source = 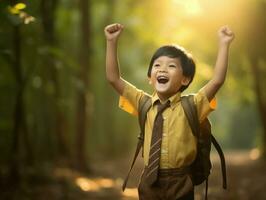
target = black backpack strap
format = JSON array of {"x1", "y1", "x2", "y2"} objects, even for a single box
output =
[
  {"x1": 211, "y1": 135, "x2": 227, "y2": 189},
  {"x1": 122, "y1": 95, "x2": 151, "y2": 191},
  {"x1": 138, "y1": 95, "x2": 152, "y2": 142},
  {"x1": 205, "y1": 178, "x2": 209, "y2": 200},
  {"x1": 181, "y1": 95, "x2": 200, "y2": 137},
  {"x1": 181, "y1": 95, "x2": 227, "y2": 190}
]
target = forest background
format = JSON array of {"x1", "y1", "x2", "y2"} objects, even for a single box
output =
[{"x1": 0, "y1": 0, "x2": 265, "y2": 199}]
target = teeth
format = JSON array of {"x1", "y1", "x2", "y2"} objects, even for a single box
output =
[
  {"x1": 157, "y1": 76, "x2": 168, "y2": 80},
  {"x1": 157, "y1": 75, "x2": 169, "y2": 83}
]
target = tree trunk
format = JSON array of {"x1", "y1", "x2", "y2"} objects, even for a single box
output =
[
  {"x1": 9, "y1": 21, "x2": 31, "y2": 185},
  {"x1": 250, "y1": 58, "x2": 266, "y2": 159},
  {"x1": 40, "y1": 0, "x2": 69, "y2": 161},
  {"x1": 75, "y1": 0, "x2": 91, "y2": 171},
  {"x1": 248, "y1": 2, "x2": 266, "y2": 159}
]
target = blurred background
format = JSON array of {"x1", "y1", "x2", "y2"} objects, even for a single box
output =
[{"x1": 0, "y1": 0, "x2": 265, "y2": 199}]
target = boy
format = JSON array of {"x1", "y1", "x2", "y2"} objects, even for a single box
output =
[{"x1": 104, "y1": 23, "x2": 234, "y2": 200}]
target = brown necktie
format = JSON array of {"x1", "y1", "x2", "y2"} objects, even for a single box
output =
[{"x1": 146, "y1": 100, "x2": 170, "y2": 185}]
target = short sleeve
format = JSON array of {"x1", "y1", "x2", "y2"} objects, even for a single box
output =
[
  {"x1": 194, "y1": 88, "x2": 217, "y2": 122},
  {"x1": 118, "y1": 81, "x2": 145, "y2": 116}
]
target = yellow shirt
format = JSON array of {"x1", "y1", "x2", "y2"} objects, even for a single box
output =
[{"x1": 119, "y1": 81, "x2": 216, "y2": 169}]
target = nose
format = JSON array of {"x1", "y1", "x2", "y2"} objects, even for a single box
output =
[{"x1": 159, "y1": 64, "x2": 167, "y2": 73}]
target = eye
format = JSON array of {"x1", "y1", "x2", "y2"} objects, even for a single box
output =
[
  {"x1": 154, "y1": 63, "x2": 160, "y2": 67},
  {"x1": 169, "y1": 64, "x2": 176, "y2": 68}
]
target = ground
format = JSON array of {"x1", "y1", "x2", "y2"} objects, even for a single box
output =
[
  {"x1": 1, "y1": 150, "x2": 266, "y2": 200},
  {"x1": 86, "y1": 150, "x2": 266, "y2": 200}
]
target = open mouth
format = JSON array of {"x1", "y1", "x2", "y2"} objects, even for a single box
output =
[{"x1": 157, "y1": 75, "x2": 169, "y2": 84}]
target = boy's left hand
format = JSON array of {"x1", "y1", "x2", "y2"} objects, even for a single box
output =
[{"x1": 218, "y1": 26, "x2": 235, "y2": 45}]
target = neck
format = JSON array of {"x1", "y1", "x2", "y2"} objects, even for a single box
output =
[
  {"x1": 157, "y1": 93, "x2": 172, "y2": 103},
  {"x1": 156, "y1": 91, "x2": 181, "y2": 103}
]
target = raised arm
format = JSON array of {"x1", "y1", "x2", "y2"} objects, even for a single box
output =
[
  {"x1": 202, "y1": 26, "x2": 235, "y2": 101},
  {"x1": 104, "y1": 23, "x2": 126, "y2": 95}
]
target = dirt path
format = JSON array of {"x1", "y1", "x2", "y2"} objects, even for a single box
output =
[
  {"x1": 85, "y1": 150, "x2": 266, "y2": 200},
  {"x1": 2, "y1": 150, "x2": 265, "y2": 200}
]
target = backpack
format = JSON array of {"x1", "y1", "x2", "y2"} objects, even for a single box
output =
[{"x1": 122, "y1": 94, "x2": 227, "y2": 199}]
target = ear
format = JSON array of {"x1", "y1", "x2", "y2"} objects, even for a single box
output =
[
  {"x1": 148, "y1": 77, "x2": 152, "y2": 85},
  {"x1": 181, "y1": 76, "x2": 191, "y2": 86}
]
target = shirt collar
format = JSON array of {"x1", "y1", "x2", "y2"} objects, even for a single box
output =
[{"x1": 151, "y1": 92, "x2": 181, "y2": 110}]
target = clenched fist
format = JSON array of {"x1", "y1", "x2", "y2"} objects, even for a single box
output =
[
  {"x1": 218, "y1": 26, "x2": 235, "y2": 45},
  {"x1": 104, "y1": 23, "x2": 124, "y2": 41}
]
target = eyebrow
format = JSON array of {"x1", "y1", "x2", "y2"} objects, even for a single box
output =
[{"x1": 154, "y1": 60, "x2": 179, "y2": 65}]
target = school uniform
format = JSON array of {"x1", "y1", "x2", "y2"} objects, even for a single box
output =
[{"x1": 119, "y1": 81, "x2": 216, "y2": 199}]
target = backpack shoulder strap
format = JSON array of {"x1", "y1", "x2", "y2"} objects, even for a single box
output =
[
  {"x1": 138, "y1": 94, "x2": 152, "y2": 141},
  {"x1": 211, "y1": 134, "x2": 227, "y2": 189},
  {"x1": 122, "y1": 94, "x2": 152, "y2": 191},
  {"x1": 181, "y1": 95, "x2": 200, "y2": 137}
]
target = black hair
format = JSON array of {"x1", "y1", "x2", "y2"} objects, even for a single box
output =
[{"x1": 147, "y1": 45, "x2": 196, "y2": 92}]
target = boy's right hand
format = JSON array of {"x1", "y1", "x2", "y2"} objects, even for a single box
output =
[{"x1": 104, "y1": 23, "x2": 124, "y2": 42}]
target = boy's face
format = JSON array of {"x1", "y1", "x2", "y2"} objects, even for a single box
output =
[{"x1": 149, "y1": 56, "x2": 190, "y2": 100}]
